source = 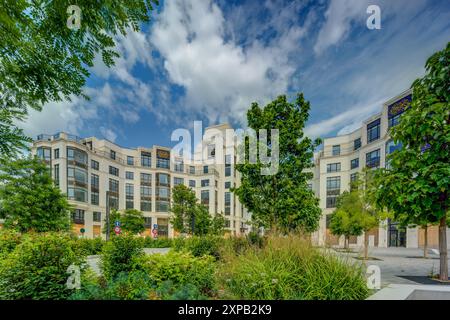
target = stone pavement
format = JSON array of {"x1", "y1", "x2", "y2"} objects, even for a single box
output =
[{"x1": 331, "y1": 246, "x2": 450, "y2": 287}]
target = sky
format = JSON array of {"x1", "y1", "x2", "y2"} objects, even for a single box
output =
[{"x1": 20, "y1": 0, "x2": 450, "y2": 149}]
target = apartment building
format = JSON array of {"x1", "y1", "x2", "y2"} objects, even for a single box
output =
[
  {"x1": 310, "y1": 89, "x2": 450, "y2": 249},
  {"x1": 32, "y1": 124, "x2": 251, "y2": 239}
]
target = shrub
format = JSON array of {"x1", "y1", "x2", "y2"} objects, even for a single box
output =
[
  {"x1": 0, "y1": 232, "x2": 85, "y2": 299},
  {"x1": 173, "y1": 235, "x2": 222, "y2": 260},
  {"x1": 217, "y1": 234, "x2": 369, "y2": 300},
  {"x1": 75, "y1": 237, "x2": 105, "y2": 256},
  {"x1": 156, "y1": 281, "x2": 208, "y2": 300},
  {"x1": 101, "y1": 234, "x2": 144, "y2": 280},
  {"x1": 143, "y1": 237, "x2": 173, "y2": 248},
  {"x1": 0, "y1": 229, "x2": 22, "y2": 257},
  {"x1": 138, "y1": 251, "x2": 216, "y2": 296}
]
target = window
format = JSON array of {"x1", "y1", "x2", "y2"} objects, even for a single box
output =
[
  {"x1": 224, "y1": 219, "x2": 231, "y2": 228},
  {"x1": 140, "y1": 173, "x2": 152, "y2": 185},
  {"x1": 157, "y1": 158, "x2": 169, "y2": 169},
  {"x1": 388, "y1": 95, "x2": 410, "y2": 128},
  {"x1": 54, "y1": 148, "x2": 59, "y2": 159},
  {"x1": 189, "y1": 180, "x2": 196, "y2": 188},
  {"x1": 109, "y1": 178, "x2": 119, "y2": 193},
  {"x1": 354, "y1": 138, "x2": 361, "y2": 151},
  {"x1": 157, "y1": 173, "x2": 169, "y2": 186},
  {"x1": 225, "y1": 181, "x2": 231, "y2": 189},
  {"x1": 207, "y1": 144, "x2": 215, "y2": 159},
  {"x1": 67, "y1": 147, "x2": 87, "y2": 165},
  {"x1": 332, "y1": 145, "x2": 340, "y2": 156},
  {"x1": 140, "y1": 184, "x2": 152, "y2": 212},
  {"x1": 224, "y1": 192, "x2": 231, "y2": 215},
  {"x1": 54, "y1": 164, "x2": 59, "y2": 186},
  {"x1": 110, "y1": 150, "x2": 116, "y2": 160},
  {"x1": 93, "y1": 212, "x2": 101, "y2": 222},
  {"x1": 366, "y1": 149, "x2": 380, "y2": 168},
  {"x1": 157, "y1": 187, "x2": 169, "y2": 199},
  {"x1": 156, "y1": 201, "x2": 169, "y2": 212},
  {"x1": 91, "y1": 159, "x2": 99, "y2": 170},
  {"x1": 91, "y1": 174, "x2": 99, "y2": 189},
  {"x1": 326, "y1": 176, "x2": 340, "y2": 208},
  {"x1": 201, "y1": 190, "x2": 209, "y2": 206},
  {"x1": 327, "y1": 163, "x2": 341, "y2": 173},
  {"x1": 225, "y1": 155, "x2": 232, "y2": 177},
  {"x1": 68, "y1": 166, "x2": 88, "y2": 184},
  {"x1": 141, "y1": 200, "x2": 151, "y2": 212},
  {"x1": 157, "y1": 218, "x2": 169, "y2": 237},
  {"x1": 174, "y1": 177, "x2": 184, "y2": 186},
  {"x1": 71, "y1": 209, "x2": 85, "y2": 224},
  {"x1": 109, "y1": 166, "x2": 119, "y2": 177},
  {"x1": 189, "y1": 166, "x2": 195, "y2": 174},
  {"x1": 144, "y1": 217, "x2": 152, "y2": 228},
  {"x1": 68, "y1": 187, "x2": 87, "y2": 202},
  {"x1": 385, "y1": 140, "x2": 402, "y2": 169},
  {"x1": 201, "y1": 179, "x2": 209, "y2": 187},
  {"x1": 126, "y1": 171, "x2": 134, "y2": 180},
  {"x1": 367, "y1": 119, "x2": 381, "y2": 143},
  {"x1": 37, "y1": 147, "x2": 51, "y2": 161},
  {"x1": 307, "y1": 183, "x2": 313, "y2": 190},
  {"x1": 203, "y1": 165, "x2": 208, "y2": 174},
  {"x1": 350, "y1": 158, "x2": 359, "y2": 169},
  {"x1": 141, "y1": 152, "x2": 152, "y2": 167},
  {"x1": 350, "y1": 173, "x2": 358, "y2": 190},
  {"x1": 174, "y1": 160, "x2": 184, "y2": 172},
  {"x1": 127, "y1": 156, "x2": 134, "y2": 165},
  {"x1": 126, "y1": 183, "x2": 134, "y2": 209},
  {"x1": 91, "y1": 192, "x2": 99, "y2": 205},
  {"x1": 140, "y1": 186, "x2": 151, "y2": 197}
]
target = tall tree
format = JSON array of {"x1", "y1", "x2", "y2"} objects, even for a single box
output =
[
  {"x1": 373, "y1": 43, "x2": 449, "y2": 281},
  {"x1": 0, "y1": 0, "x2": 159, "y2": 157},
  {"x1": 233, "y1": 93, "x2": 321, "y2": 233},
  {"x1": 0, "y1": 157, "x2": 71, "y2": 232},
  {"x1": 103, "y1": 209, "x2": 145, "y2": 236}
]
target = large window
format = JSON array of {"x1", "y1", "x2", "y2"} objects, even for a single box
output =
[
  {"x1": 189, "y1": 166, "x2": 195, "y2": 174},
  {"x1": 54, "y1": 164, "x2": 59, "y2": 186},
  {"x1": 327, "y1": 163, "x2": 341, "y2": 173},
  {"x1": 156, "y1": 201, "x2": 169, "y2": 212},
  {"x1": 366, "y1": 149, "x2": 381, "y2": 168},
  {"x1": 71, "y1": 209, "x2": 85, "y2": 224},
  {"x1": 225, "y1": 155, "x2": 232, "y2": 177},
  {"x1": 126, "y1": 183, "x2": 134, "y2": 209},
  {"x1": 91, "y1": 173, "x2": 99, "y2": 205},
  {"x1": 203, "y1": 166, "x2": 209, "y2": 174},
  {"x1": 37, "y1": 147, "x2": 51, "y2": 161},
  {"x1": 201, "y1": 179, "x2": 209, "y2": 187},
  {"x1": 91, "y1": 159, "x2": 99, "y2": 170},
  {"x1": 350, "y1": 158, "x2": 359, "y2": 169},
  {"x1": 332, "y1": 145, "x2": 340, "y2": 156},
  {"x1": 68, "y1": 187, "x2": 87, "y2": 202},
  {"x1": 110, "y1": 150, "x2": 116, "y2": 160},
  {"x1": 54, "y1": 148, "x2": 59, "y2": 159},
  {"x1": 127, "y1": 156, "x2": 134, "y2": 165},
  {"x1": 93, "y1": 211, "x2": 101, "y2": 222},
  {"x1": 174, "y1": 160, "x2": 184, "y2": 172},
  {"x1": 144, "y1": 217, "x2": 152, "y2": 228},
  {"x1": 388, "y1": 95, "x2": 410, "y2": 128},
  {"x1": 354, "y1": 138, "x2": 361, "y2": 151},
  {"x1": 367, "y1": 119, "x2": 381, "y2": 143},
  {"x1": 174, "y1": 177, "x2": 184, "y2": 186},
  {"x1": 109, "y1": 178, "x2": 119, "y2": 193},
  {"x1": 201, "y1": 190, "x2": 209, "y2": 206},
  {"x1": 126, "y1": 171, "x2": 134, "y2": 180},
  {"x1": 140, "y1": 186, "x2": 151, "y2": 197},
  {"x1": 140, "y1": 173, "x2": 152, "y2": 185},
  {"x1": 67, "y1": 147, "x2": 87, "y2": 166},
  {"x1": 385, "y1": 140, "x2": 402, "y2": 169},
  {"x1": 326, "y1": 176, "x2": 340, "y2": 208},
  {"x1": 109, "y1": 165, "x2": 119, "y2": 177},
  {"x1": 157, "y1": 173, "x2": 169, "y2": 186},
  {"x1": 189, "y1": 180, "x2": 196, "y2": 188},
  {"x1": 141, "y1": 152, "x2": 152, "y2": 167},
  {"x1": 225, "y1": 181, "x2": 231, "y2": 189},
  {"x1": 224, "y1": 192, "x2": 231, "y2": 215},
  {"x1": 140, "y1": 185, "x2": 152, "y2": 212},
  {"x1": 156, "y1": 150, "x2": 170, "y2": 169}
]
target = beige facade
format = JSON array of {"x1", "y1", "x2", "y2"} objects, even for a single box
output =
[
  {"x1": 32, "y1": 124, "x2": 251, "y2": 239},
  {"x1": 310, "y1": 89, "x2": 450, "y2": 249}
]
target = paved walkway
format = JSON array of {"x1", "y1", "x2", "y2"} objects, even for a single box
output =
[{"x1": 332, "y1": 247, "x2": 450, "y2": 286}]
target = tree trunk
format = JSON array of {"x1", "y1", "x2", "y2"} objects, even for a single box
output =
[
  {"x1": 364, "y1": 232, "x2": 369, "y2": 260},
  {"x1": 438, "y1": 217, "x2": 448, "y2": 281},
  {"x1": 423, "y1": 225, "x2": 428, "y2": 259}
]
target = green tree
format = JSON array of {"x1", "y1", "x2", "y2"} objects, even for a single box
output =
[
  {"x1": 210, "y1": 213, "x2": 226, "y2": 236},
  {"x1": 0, "y1": 157, "x2": 71, "y2": 232},
  {"x1": 233, "y1": 93, "x2": 321, "y2": 233},
  {"x1": 373, "y1": 43, "x2": 449, "y2": 280},
  {"x1": 0, "y1": 0, "x2": 159, "y2": 157},
  {"x1": 103, "y1": 209, "x2": 145, "y2": 236}
]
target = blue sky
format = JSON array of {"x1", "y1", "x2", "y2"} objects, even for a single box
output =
[{"x1": 21, "y1": 0, "x2": 450, "y2": 149}]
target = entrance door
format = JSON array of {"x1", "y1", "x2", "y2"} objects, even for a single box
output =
[{"x1": 388, "y1": 219, "x2": 406, "y2": 247}]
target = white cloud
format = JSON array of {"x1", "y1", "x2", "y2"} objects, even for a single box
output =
[
  {"x1": 314, "y1": 0, "x2": 369, "y2": 54},
  {"x1": 150, "y1": 0, "x2": 307, "y2": 125},
  {"x1": 100, "y1": 127, "x2": 118, "y2": 142}
]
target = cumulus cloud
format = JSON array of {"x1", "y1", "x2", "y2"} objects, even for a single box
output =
[{"x1": 150, "y1": 0, "x2": 308, "y2": 125}]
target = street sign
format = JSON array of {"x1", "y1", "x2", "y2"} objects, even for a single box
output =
[
  {"x1": 114, "y1": 226, "x2": 121, "y2": 235},
  {"x1": 153, "y1": 224, "x2": 158, "y2": 229},
  {"x1": 115, "y1": 221, "x2": 121, "y2": 227},
  {"x1": 152, "y1": 228, "x2": 158, "y2": 238}
]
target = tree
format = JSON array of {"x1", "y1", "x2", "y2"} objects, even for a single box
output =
[
  {"x1": 0, "y1": 0, "x2": 159, "y2": 157},
  {"x1": 0, "y1": 157, "x2": 71, "y2": 232},
  {"x1": 233, "y1": 93, "x2": 322, "y2": 233},
  {"x1": 170, "y1": 184, "x2": 225, "y2": 236},
  {"x1": 373, "y1": 43, "x2": 449, "y2": 281},
  {"x1": 171, "y1": 185, "x2": 198, "y2": 235},
  {"x1": 330, "y1": 192, "x2": 364, "y2": 249},
  {"x1": 103, "y1": 209, "x2": 145, "y2": 236}
]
